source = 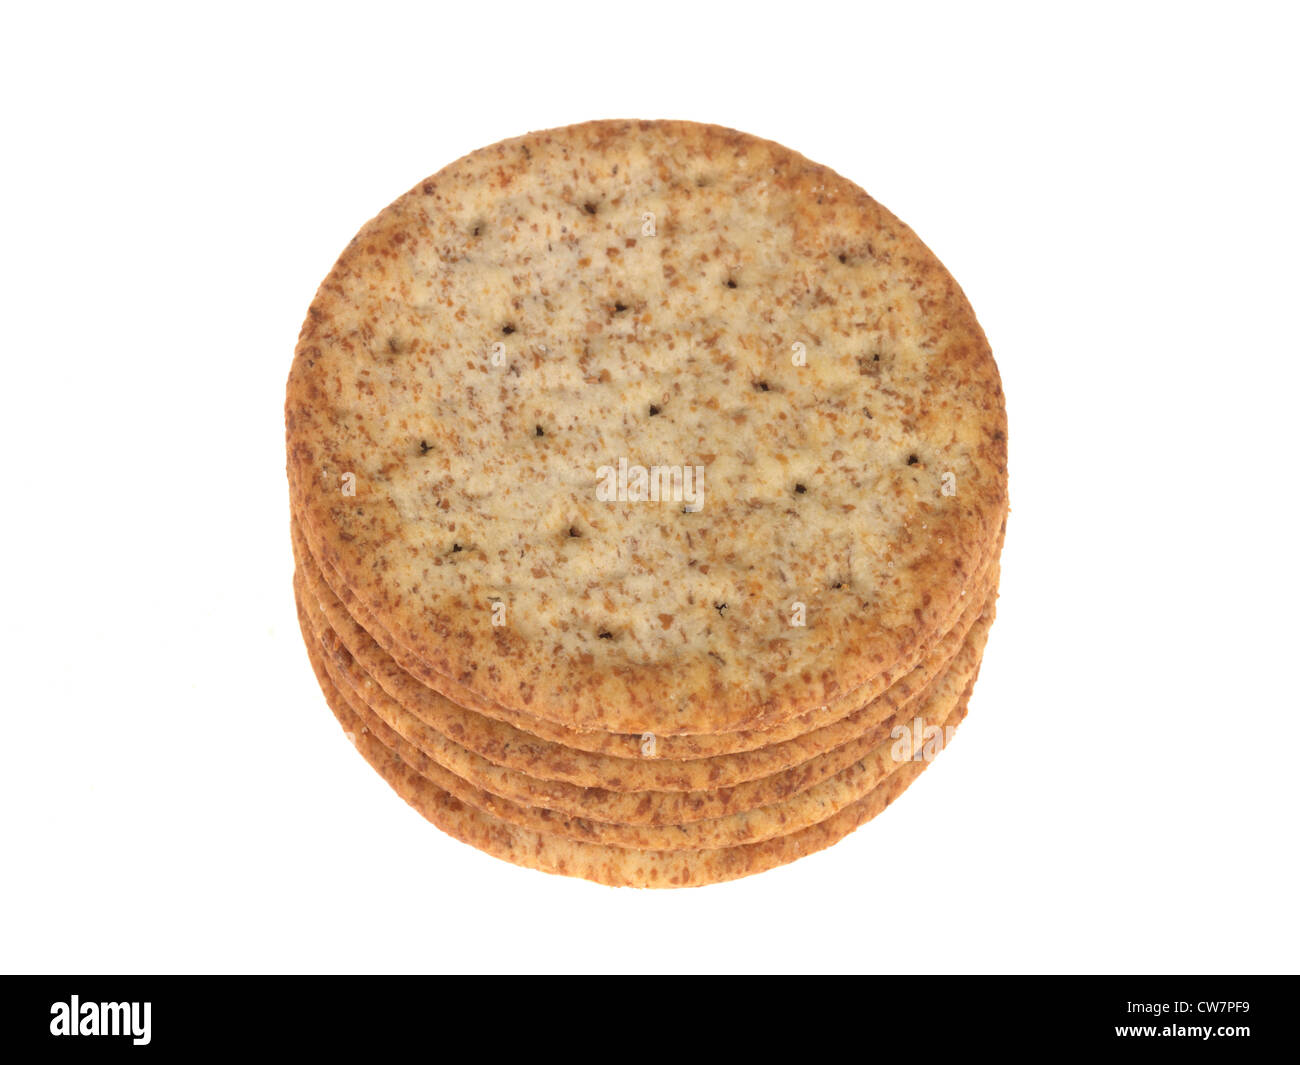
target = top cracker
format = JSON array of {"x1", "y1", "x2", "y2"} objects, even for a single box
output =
[{"x1": 286, "y1": 119, "x2": 1007, "y2": 736}]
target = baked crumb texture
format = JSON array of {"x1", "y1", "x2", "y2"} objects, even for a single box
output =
[{"x1": 286, "y1": 120, "x2": 1008, "y2": 886}]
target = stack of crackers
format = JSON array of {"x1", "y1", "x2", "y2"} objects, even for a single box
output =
[{"x1": 286, "y1": 120, "x2": 1008, "y2": 887}]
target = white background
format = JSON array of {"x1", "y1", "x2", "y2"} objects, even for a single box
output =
[{"x1": 2, "y1": 1, "x2": 1296, "y2": 975}]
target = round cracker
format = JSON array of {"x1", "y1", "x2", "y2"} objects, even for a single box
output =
[{"x1": 287, "y1": 119, "x2": 1008, "y2": 735}]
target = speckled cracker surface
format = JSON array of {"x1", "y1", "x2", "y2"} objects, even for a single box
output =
[{"x1": 286, "y1": 119, "x2": 1008, "y2": 737}]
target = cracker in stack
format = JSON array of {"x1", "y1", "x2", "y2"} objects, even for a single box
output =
[{"x1": 285, "y1": 120, "x2": 1008, "y2": 887}]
